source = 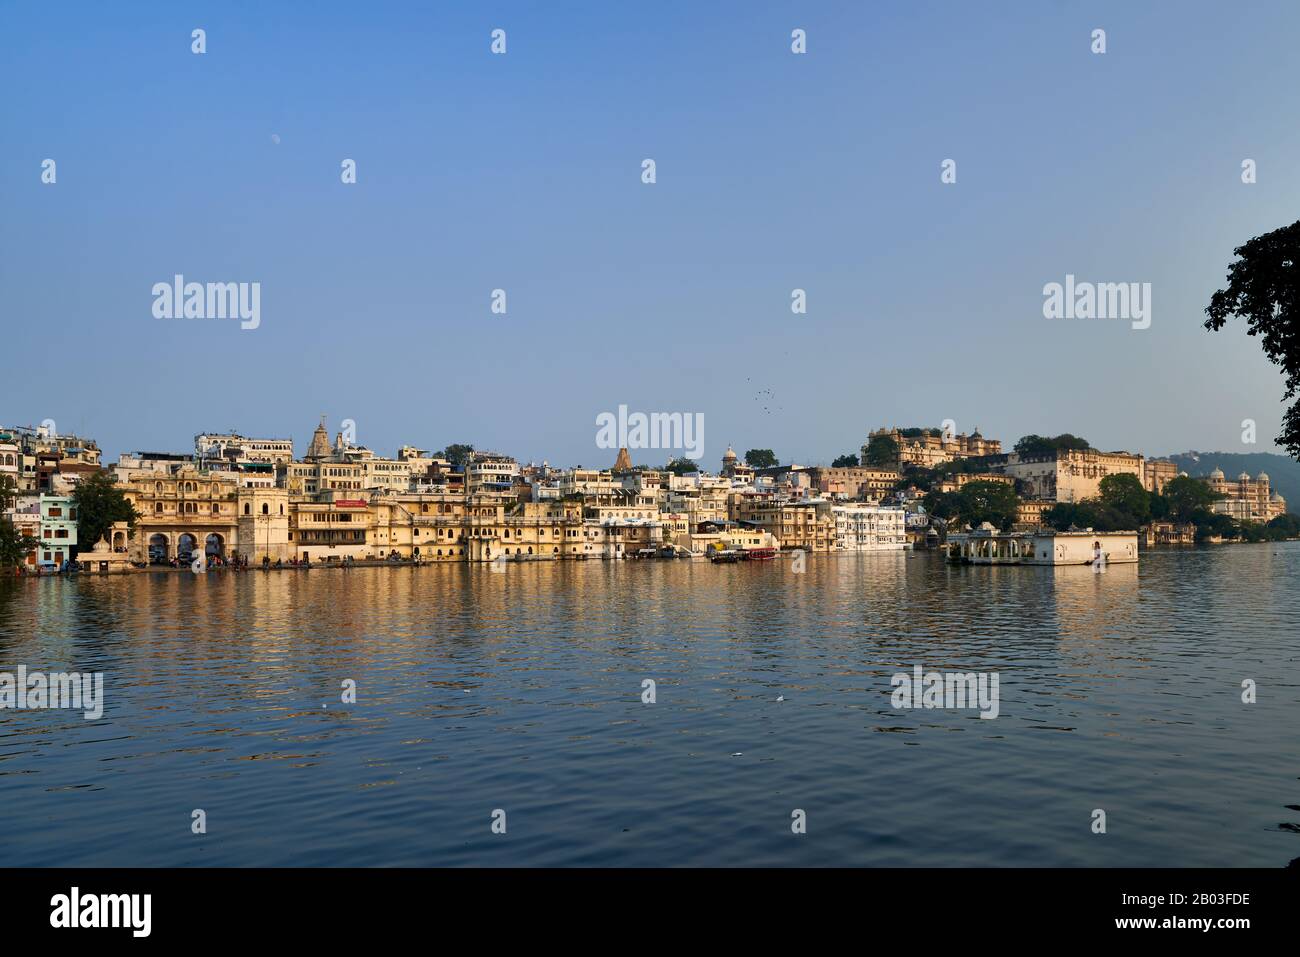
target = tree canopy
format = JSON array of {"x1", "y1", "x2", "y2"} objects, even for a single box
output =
[
  {"x1": 72, "y1": 471, "x2": 139, "y2": 549},
  {"x1": 744, "y1": 449, "x2": 777, "y2": 469},
  {"x1": 435, "y1": 444, "x2": 475, "y2": 466},
  {"x1": 862, "y1": 434, "x2": 899, "y2": 468},
  {"x1": 1013, "y1": 434, "x2": 1091, "y2": 458},
  {"x1": 663, "y1": 457, "x2": 699, "y2": 476},
  {"x1": 1205, "y1": 220, "x2": 1300, "y2": 458},
  {"x1": 831, "y1": 453, "x2": 859, "y2": 468},
  {"x1": 922, "y1": 479, "x2": 1019, "y2": 531}
]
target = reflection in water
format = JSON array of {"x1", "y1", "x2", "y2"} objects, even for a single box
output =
[{"x1": 0, "y1": 545, "x2": 1297, "y2": 866}]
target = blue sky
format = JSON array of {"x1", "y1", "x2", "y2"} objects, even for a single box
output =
[{"x1": 3, "y1": 1, "x2": 1298, "y2": 467}]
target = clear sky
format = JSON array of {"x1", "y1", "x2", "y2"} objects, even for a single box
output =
[{"x1": 3, "y1": 1, "x2": 1298, "y2": 468}]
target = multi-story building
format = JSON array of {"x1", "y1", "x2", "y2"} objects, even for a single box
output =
[
  {"x1": 1013, "y1": 499, "x2": 1055, "y2": 531},
  {"x1": 0, "y1": 433, "x2": 19, "y2": 486},
  {"x1": 806, "y1": 466, "x2": 900, "y2": 500},
  {"x1": 1142, "y1": 458, "x2": 1178, "y2": 495},
  {"x1": 195, "y1": 432, "x2": 295, "y2": 466},
  {"x1": 557, "y1": 468, "x2": 618, "y2": 498},
  {"x1": 38, "y1": 494, "x2": 78, "y2": 566},
  {"x1": 732, "y1": 499, "x2": 836, "y2": 552},
  {"x1": 1203, "y1": 469, "x2": 1287, "y2": 523},
  {"x1": 466, "y1": 452, "x2": 520, "y2": 492},
  {"x1": 121, "y1": 468, "x2": 240, "y2": 562},
  {"x1": 868, "y1": 427, "x2": 1001, "y2": 468},
  {"x1": 998, "y1": 448, "x2": 1144, "y2": 503},
  {"x1": 831, "y1": 504, "x2": 907, "y2": 550}
]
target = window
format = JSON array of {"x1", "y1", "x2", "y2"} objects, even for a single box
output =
[{"x1": 262, "y1": 503, "x2": 269, "y2": 515}]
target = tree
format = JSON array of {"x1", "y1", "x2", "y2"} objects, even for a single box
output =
[
  {"x1": 436, "y1": 444, "x2": 475, "y2": 466},
  {"x1": 663, "y1": 457, "x2": 698, "y2": 476},
  {"x1": 956, "y1": 480, "x2": 1021, "y2": 530},
  {"x1": 744, "y1": 449, "x2": 778, "y2": 469},
  {"x1": 862, "y1": 434, "x2": 899, "y2": 468},
  {"x1": 831, "y1": 453, "x2": 859, "y2": 468},
  {"x1": 1042, "y1": 500, "x2": 1132, "y2": 532},
  {"x1": 1159, "y1": 475, "x2": 1219, "y2": 523},
  {"x1": 72, "y1": 471, "x2": 139, "y2": 550},
  {"x1": 0, "y1": 474, "x2": 18, "y2": 510},
  {"x1": 0, "y1": 518, "x2": 39, "y2": 568},
  {"x1": 1098, "y1": 473, "x2": 1151, "y2": 526},
  {"x1": 923, "y1": 480, "x2": 1019, "y2": 530},
  {"x1": 1014, "y1": 434, "x2": 1091, "y2": 458},
  {"x1": 1205, "y1": 221, "x2": 1300, "y2": 457}
]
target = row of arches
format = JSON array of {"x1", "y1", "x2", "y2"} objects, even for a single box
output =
[{"x1": 147, "y1": 532, "x2": 225, "y2": 562}]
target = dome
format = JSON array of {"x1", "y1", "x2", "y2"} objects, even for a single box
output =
[
  {"x1": 1238, "y1": 471, "x2": 1250, "y2": 481},
  {"x1": 722, "y1": 446, "x2": 737, "y2": 461},
  {"x1": 1209, "y1": 468, "x2": 1225, "y2": 480},
  {"x1": 1257, "y1": 472, "x2": 1269, "y2": 483},
  {"x1": 1272, "y1": 493, "x2": 1284, "y2": 502}
]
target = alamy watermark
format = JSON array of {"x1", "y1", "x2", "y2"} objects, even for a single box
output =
[
  {"x1": 1042, "y1": 274, "x2": 1150, "y2": 330},
  {"x1": 890, "y1": 665, "x2": 999, "y2": 719},
  {"x1": 152, "y1": 274, "x2": 260, "y2": 330},
  {"x1": 0, "y1": 666, "x2": 104, "y2": 719},
  {"x1": 595, "y1": 404, "x2": 703, "y2": 459}
]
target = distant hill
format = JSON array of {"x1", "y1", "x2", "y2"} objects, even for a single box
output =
[{"x1": 1167, "y1": 450, "x2": 1300, "y2": 513}]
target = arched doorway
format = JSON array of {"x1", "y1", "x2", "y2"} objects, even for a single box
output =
[
  {"x1": 177, "y1": 533, "x2": 198, "y2": 560},
  {"x1": 112, "y1": 530, "x2": 127, "y2": 551},
  {"x1": 148, "y1": 533, "x2": 170, "y2": 563},
  {"x1": 205, "y1": 533, "x2": 225, "y2": 558}
]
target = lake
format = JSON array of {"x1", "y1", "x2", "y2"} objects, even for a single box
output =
[{"x1": 1, "y1": 544, "x2": 1297, "y2": 866}]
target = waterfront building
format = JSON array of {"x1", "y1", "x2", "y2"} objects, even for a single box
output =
[
  {"x1": 1013, "y1": 498, "x2": 1055, "y2": 531},
  {"x1": 235, "y1": 487, "x2": 291, "y2": 563},
  {"x1": 950, "y1": 525, "x2": 1138, "y2": 565},
  {"x1": 291, "y1": 495, "x2": 370, "y2": 562},
  {"x1": 121, "y1": 468, "x2": 240, "y2": 561},
  {"x1": 831, "y1": 503, "x2": 907, "y2": 550},
  {"x1": 1202, "y1": 469, "x2": 1287, "y2": 522},
  {"x1": 1141, "y1": 521, "x2": 1197, "y2": 546},
  {"x1": 733, "y1": 498, "x2": 836, "y2": 552},
  {"x1": 37, "y1": 493, "x2": 78, "y2": 566}
]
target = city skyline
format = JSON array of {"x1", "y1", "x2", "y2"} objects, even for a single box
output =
[{"x1": 4, "y1": 1, "x2": 1299, "y2": 466}]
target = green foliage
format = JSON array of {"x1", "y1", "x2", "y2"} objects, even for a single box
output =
[
  {"x1": 663, "y1": 457, "x2": 699, "y2": 476},
  {"x1": 436, "y1": 444, "x2": 475, "y2": 466},
  {"x1": 1205, "y1": 220, "x2": 1300, "y2": 458},
  {"x1": 0, "y1": 474, "x2": 18, "y2": 511},
  {"x1": 1042, "y1": 501, "x2": 1135, "y2": 532},
  {"x1": 72, "y1": 471, "x2": 139, "y2": 549},
  {"x1": 1159, "y1": 475, "x2": 1220, "y2": 522},
  {"x1": 1014, "y1": 434, "x2": 1091, "y2": 458},
  {"x1": 831, "y1": 453, "x2": 859, "y2": 468},
  {"x1": 922, "y1": 480, "x2": 1019, "y2": 531},
  {"x1": 744, "y1": 449, "x2": 778, "y2": 469},
  {"x1": 1098, "y1": 473, "x2": 1151, "y2": 525},
  {"x1": 0, "y1": 518, "x2": 40, "y2": 568},
  {"x1": 862, "y1": 434, "x2": 899, "y2": 468}
]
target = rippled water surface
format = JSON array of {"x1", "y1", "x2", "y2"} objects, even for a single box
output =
[{"x1": 2, "y1": 545, "x2": 1298, "y2": 867}]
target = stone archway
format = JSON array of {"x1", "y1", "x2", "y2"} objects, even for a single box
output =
[
  {"x1": 177, "y1": 533, "x2": 199, "y2": 560},
  {"x1": 205, "y1": 533, "x2": 225, "y2": 558},
  {"x1": 148, "y1": 533, "x2": 170, "y2": 563}
]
